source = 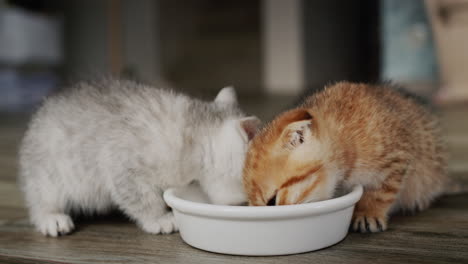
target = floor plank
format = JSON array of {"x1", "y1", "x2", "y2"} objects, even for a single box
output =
[{"x1": 0, "y1": 194, "x2": 467, "y2": 264}]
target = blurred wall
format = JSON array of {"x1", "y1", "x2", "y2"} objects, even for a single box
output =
[
  {"x1": 303, "y1": 0, "x2": 380, "y2": 91},
  {"x1": 60, "y1": 0, "x2": 261, "y2": 97},
  {"x1": 63, "y1": 0, "x2": 161, "y2": 83},
  {"x1": 63, "y1": 1, "x2": 109, "y2": 79},
  {"x1": 159, "y1": 0, "x2": 261, "y2": 97}
]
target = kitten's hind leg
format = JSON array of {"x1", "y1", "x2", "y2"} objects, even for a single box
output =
[
  {"x1": 351, "y1": 168, "x2": 405, "y2": 233},
  {"x1": 112, "y1": 171, "x2": 177, "y2": 234}
]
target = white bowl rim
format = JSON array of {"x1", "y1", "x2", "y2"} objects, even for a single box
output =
[{"x1": 163, "y1": 185, "x2": 363, "y2": 220}]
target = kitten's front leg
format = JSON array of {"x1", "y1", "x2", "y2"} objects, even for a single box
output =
[
  {"x1": 112, "y1": 171, "x2": 177, "y2": 234},
  {"x1": 137, "y1": 211, "x2": 178, "y2": 234},
  {"x1": 351, "y1": 169, "x2": 405, "y2": 233}
]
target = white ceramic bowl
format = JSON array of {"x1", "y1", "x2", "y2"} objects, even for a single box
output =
[{"x1": 163, "y1": 184, "x2": 363, "y2": 256}]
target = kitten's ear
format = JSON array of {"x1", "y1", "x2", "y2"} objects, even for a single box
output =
[
  {"x1": 275, "y1": 109, "x2": 313, "y2": 147},
  {"x1": 239, "y1": 116, "x2": 261, "y2": 141},
  {"x1": 274, "y1": 108, "x2": 313, "y2": 133},
  {"x1": 215, "y1": 86, "x2": 237, "y2": 106}
]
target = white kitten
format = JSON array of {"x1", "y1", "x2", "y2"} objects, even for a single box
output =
[{"x1": 18, "y1": 79, "x2": 260, "y2": 237}]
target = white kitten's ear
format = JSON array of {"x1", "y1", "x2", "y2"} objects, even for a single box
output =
[
  {"x1": 239, "y1": 116, "x2": 261, "y2": 141},
  {"x1": 215, "y1": 86, "x2": 237, "y2": 106}
]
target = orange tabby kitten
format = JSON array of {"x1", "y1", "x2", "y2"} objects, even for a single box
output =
[{"x1": 243, "y1": 82, "x2": 448, "y2": 233}]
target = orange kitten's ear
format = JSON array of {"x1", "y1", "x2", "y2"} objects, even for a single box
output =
[
  {"x1": 273, "y1": 108, "x2": 313, "y2": 134},
  {"x1": 239, "y1": 116, "x2": 261, "y2": 141},
  {"x1": 281, "y1": 120, "x2": 313, "y2": 148},
  {"x1": 274, "y1": 109, "x2": 313, "y2": 148}
]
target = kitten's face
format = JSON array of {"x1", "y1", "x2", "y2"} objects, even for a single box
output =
[
  {"x1": 243, "y1": 109, "x2": 334, "y2": 206},
  {"x1": 200, "y1": 87, "x2": 261, "y2": 205}
]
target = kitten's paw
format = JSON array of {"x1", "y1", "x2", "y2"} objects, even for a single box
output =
[
  {"x1": 157, "y1": 212, "x2": 178, "y2": 234},
  {"x1": 351, "y1": 214, "x2": 387, "y2": 233},
  {"x1": 139, "y1": 213, "x2": 178, "y2": 234},
  {"x1": 140, "y1": 221, "x2": 162, "y2": 234},
  {"x1": 36, "y1": 213, "x2": 75, "y2": 237}
]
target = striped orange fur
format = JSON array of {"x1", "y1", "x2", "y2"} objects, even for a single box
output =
[{"x1": 243, "y1": 82, "x2": 448, "y2": 233}]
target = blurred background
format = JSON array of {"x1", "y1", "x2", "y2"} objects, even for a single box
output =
[
  {"x1": 0, "y1": 0, "x2": 467, "y2": 174},
  {"x1": 0, "y1": 1, "x2": 467, "y2": 261},
  {"x1": 1, "y1": 0, "x2": 468, "y2": 114}
]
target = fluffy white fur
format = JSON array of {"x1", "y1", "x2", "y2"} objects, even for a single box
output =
[{"x1": 18, "y1": 79, "x2": 260, "y2": 237}]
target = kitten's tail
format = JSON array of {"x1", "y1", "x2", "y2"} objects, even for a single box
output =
[{"x1": 443, "y1": 178, "x2": 468, "y2": 195}]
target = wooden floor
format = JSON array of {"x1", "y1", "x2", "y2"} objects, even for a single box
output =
[{"x1": 0, "y1": 101, "x2": 467, "y2": 264}]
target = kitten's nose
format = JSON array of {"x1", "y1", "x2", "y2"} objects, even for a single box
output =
[{"x1": 267, "y1": 194, "x2": 277, "y2": 206}]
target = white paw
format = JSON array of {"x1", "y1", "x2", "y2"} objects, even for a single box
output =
[
  {"x1": 157, "y1": 212, "x2": 178, "y2": 234},
  {"x1": 36, "y1": 213, "x2": 75, "y2": 237},
  {"x1": 140, "y1": 221, "x2": 162, "y2": 234},
  {"x1": 139, "y1": 212, "x2": 178, "y2": 234}
]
